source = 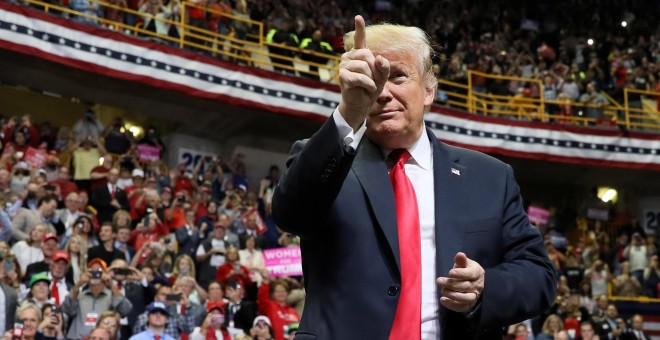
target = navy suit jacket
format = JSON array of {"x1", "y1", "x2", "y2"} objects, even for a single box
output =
[{"x1": 272, "y1": 117, "x2": 556, "y2": 340}]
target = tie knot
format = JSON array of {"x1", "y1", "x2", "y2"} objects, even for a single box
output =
[{"x1": 389, "y1": 149, "x2": 411, "y2": 165}]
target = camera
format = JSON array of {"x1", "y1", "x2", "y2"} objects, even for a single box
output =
[
  {"x1": 90, "y1": 270, "x2": 102, "y2": 279},
  {"x1": 113, "y1": 268, "x2": 132, "y2": 276}
]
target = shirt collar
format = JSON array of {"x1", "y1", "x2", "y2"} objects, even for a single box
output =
[{"x1": 381, "y1": 127, "x2": 432, "y2": 171}]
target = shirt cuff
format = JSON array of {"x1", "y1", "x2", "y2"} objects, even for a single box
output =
[{"x1": 332, "y1": 107, "x2": 366, "y2": 150}]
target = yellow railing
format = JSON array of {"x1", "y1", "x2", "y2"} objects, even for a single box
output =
[
  {"x1": 438, "y1": 70, "x2": 660, "y2": 132},
  {"x1": 26, "y1": 0, "x2": 340, "y2": 81},
  {"x1": 608, "y1": 283, "x2": 660, "y2": 304}
]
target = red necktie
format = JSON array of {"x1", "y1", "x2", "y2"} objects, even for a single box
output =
[
  {"x1": 154, "y1": 336, "x2": 160, "y2": 340},
  {"x1": 51, "y1": 278, "x2": 60, "y2": 305},
  {"x1": 388, "y1": 149, "x2": 421, "y2": 340},
  {"x1": 111, "y1": 185, "x2": 116, "y2": 199}
]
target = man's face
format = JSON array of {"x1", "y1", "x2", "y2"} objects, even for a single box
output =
[
  {"x1": 108, "y1": 169, "x2": 119, "y2": 184},
  {"x1": 155, "y1": 287, "x2": 172, "y2": 302},
  {"x1": 632, "y1": 315, "x2": 643, "y2": 330},
  {"x1": 65, "y1": 194, "x2": 80, "y2": 211},
  {"x1": 580, "y1": 324, "x2": 595, "y2": 339},
  {"x1": 41, "y1": 200, "x2": 57, "y2": 216},
  {"x1": 606, "y1": 305, "x2": 618, "y2": 319},
  {"x1": 99, "y1": 226, "x2": 115, "y2": 242},
  {"x1": 42, "y1": 239, "x2": 58, "y2": 257},
  {"x1": 18, "y1": 307, "x2": 40, "y2": 337},
  {"x1": 116, "y1": 228, "x2": 130, "y2": 243},
  {"x1": 365, "y1": 51, "x2": 434, "y2": 150},
  {"x1": 185, "y1": 211, "x2": 195, "y2": 224},
  {"x1": 50, "y1": 259, "x2": 68, "y2": 278},
  {"x1": 514, "y1": 325, "x2": 528, "y2": 338},
  {"x1": 59, "y1": 167, "x2": 70, "y2": 180},
  {"x1": 89, "y1": 328, "x2": 111, "y2": 340},
  {"x1": 147, "y1": 311, "x2": 168, "y2": 328}
]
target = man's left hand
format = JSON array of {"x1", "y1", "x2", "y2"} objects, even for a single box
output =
[{"x1": 436, "y1": 252, "x2": 485, "y2": 313}]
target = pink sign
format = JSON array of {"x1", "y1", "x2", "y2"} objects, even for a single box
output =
[
  {"x1": 263, "y1": 246, "x2": 302, "y2": 277},
  {"x1": 25, "y1": 147, "x2": 46, "y2": 168},
  {"x1": 528, "y1": 205, "x2": 550, "y2": 225},
  {"x1": 137, "y1": 144, "x2": 160, "y2": 162}
]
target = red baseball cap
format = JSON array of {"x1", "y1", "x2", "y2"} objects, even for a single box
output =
[
  {"x1": 52, "y1": 250, "x2": 70, "y2": 263},
  {"x1": 42, "y1": 233, "x2": 58, "y2": 243},
  {"x1": 206, "y1": 301, "x2": 225, "y2": 313},
  {"x1": 88, "y1": 258, "x2": 108, "y2": 271}
]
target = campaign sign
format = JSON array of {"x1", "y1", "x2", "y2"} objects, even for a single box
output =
[
  {"x1": 263, "y1": 246, "x2": 302, "y2": 277},
  {"x1": 137, "y1": 144, "x2": 160, "y2": 162},
  {"x1": 528, "y1": 205, "x2": 550, "y2": 226},
  {"x1": 25, "y1": 147, "x2": 46, "y2": 168}
]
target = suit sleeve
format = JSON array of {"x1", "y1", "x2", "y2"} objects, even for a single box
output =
[
  {"x1": 272, "y1": 116, "x2": 356, "y2": 237},
  {"x1": 477, "y1": 165, "x2": 556, "y2": 329}
]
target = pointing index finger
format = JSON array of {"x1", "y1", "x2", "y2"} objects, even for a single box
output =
[{"x1": 353, "y1": 15, "x2": 367, "y2": 49}]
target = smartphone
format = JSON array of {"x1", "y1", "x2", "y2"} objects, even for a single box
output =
[
  {"x1": 12, "y1": 322, "x2": 23, "y2": 340},
  {"x1": 165, "y1": 293, "x2": 182, "y2": 302},
  {"x1": 113, "y1": 268, "x2": 132, "y2": 276},
  {"x1": 44, "y1": 184, "x2": 56, "y2": 191},
  {"x1": 211, "y1": 314, "x2": 225, "y2": 325},
  {"x1": 51, "y1": 305, "x2": 62, "y2": 314}
]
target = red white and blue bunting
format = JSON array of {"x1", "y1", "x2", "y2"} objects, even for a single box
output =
[{"x1": 1, "y1": 2, "x2": 660, "y2": 170}]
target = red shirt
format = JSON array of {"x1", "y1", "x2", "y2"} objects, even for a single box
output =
[
  {"x1": 174, "y1": 177, "x2": 194, "y2": 195},
  {"x1": 50, "y1": 180, "x2": 78, "y2": 202},
  {"x1": 257, "y1": 283, "x2": 300, "y2": 340},
  {"x1": 165, "y1": 207, "x2": 186, "y2": 230},
  {"x1": 125, "y1": 185, "x2": 147, "y2": 220},
  {"x1": 90, "y1": 166, "x2": 110, "y2": 191}
]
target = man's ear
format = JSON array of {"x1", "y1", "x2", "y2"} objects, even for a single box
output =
[{"x1": 424, "y1": 83, "x2": 436, "y2": 106}]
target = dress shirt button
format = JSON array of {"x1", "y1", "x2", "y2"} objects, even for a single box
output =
[{"x1": 387, "y1": 285, "x2": 400, "y2": 296}]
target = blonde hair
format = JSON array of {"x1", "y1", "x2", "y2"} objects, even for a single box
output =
[
  {"x1": 172, "y1": 254, "x2": 196, "y2": 278},
  {"x1": 343, "y1": 22, "x2": 436, "y2": 88},
  {"x1": 541, "y1": 314, "x2": 564, "y2": 335},
  {"x1": 66, "y1": 234, "x2": 89, "y2": 271}
]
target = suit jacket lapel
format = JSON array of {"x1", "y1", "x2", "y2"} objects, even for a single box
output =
[{"x1": 352, "y1": 138, "x2": 401, "y2": 276}]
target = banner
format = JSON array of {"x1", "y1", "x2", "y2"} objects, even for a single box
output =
[
  {"x1": 263, "y1": 246, "x2": 302, "y2": 277},
  {"x1": 24, "y1": 147, "x2": 46, "y2": 168},
  {"x1": 137, "y1": 144, "x2": 160, "y2": 162},
  {"x1": 240, "y1": 208, "x2": 267, "y2": 235},
  {"x1": 527, "y1": 205, "x2": 550, "y2": 226}
]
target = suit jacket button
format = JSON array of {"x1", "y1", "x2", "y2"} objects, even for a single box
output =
[{"x1": 387, "y1": 285, "x2": 399, "y2": 296}]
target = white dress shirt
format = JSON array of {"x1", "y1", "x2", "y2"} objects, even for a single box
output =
[{"x1": 334, "y1": 110, "x2": 439, "y2": 338}]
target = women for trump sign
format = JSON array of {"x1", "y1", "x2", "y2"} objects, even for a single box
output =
[{"x1": 263, "y1": 246, "x2": 302, "y2": 277}]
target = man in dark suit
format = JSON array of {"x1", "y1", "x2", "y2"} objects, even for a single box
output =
[
  {"x1": 223, "y1": 278, "x2": 258, "y2": 332},
  {"x1": 620, "y1": 314, "x2": 652, "y2": 340},
  {"x1": 91, "y1": 168, "x2": 129, "y2": 224},
  {"x1": 109, "y1": 259, "x2": 154, "y2": 340},
  {"x1": 272, "y1": 16, "x2": 556, "y2": 339},
  {"x1": 0, "y1": 258, "x2": 18, "y2": 335},
  {"x1": 175, "y1": 209, "x2": 202, "y2": 258}
]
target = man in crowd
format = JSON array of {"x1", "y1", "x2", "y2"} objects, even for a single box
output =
[
  {"x1": 224, "y1": 278, "x2": 257, "y2": 332},
  {"x1": 622, "y1": 314, "x2": 651, "y2": 340},
  {"x1": 11, "y1": 196, "x2": 58, "y2": 241},
  {"x1": 89, "y1": 153, "x2": 113, "y2": 192},
  {"x1": 132, "y1": 285, "x2": 196, "y2": 338},
  {"x1": 115, "y1": 224, "x2": 136, "y2": 263},
  {"x1": 579, "y1": 321, "x2": 599, "y2": 340},
  {"x1": 175, "y1": 209, "x2": 202, "y2": 258},
  {"x1": 61, "y1": 258, "x2": 133, "y2": 339},
  {"x1": 55, "y1": 192, "x2": 81, "y2": 243},
  {"x1": 24, "y1": 234, "x2": 74, "y2": 286},
  {"x1": 196, "y1": 222, "x2": 229, "y2": 288},
  {"x1": 88, "y1": 223, "x2": 126, "y2": 266},
  {"x1": 272, "y1": 16, "x2": 555, "y2": 339},
  {"x1": 91, "y1": 168, "x2": 129, "y2": 224},
  {"x1": 129, "y1": 302, "x2": 175, "y2": 340},
  {"x1": 88, "y1": 327, "x2": 113, "y2": 340},
  {"x1": 108, "y1": 259, "x2": 152, "y2": 339},
  {"x1": 49, "y1": 166, "x2": 78, "y2": 203},
  {"x1": 47, "y1": 250, "x2": 73, "y2": 305},
  {"x1": 299, "y1": 29, "x2": 334, "y2": 81},
  {"x1": 0, "y1": 256, "x2": 18, "y2": 335}
]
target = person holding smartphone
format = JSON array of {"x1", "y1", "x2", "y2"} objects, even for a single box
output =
[
  {"x1": 188, "y1": 302, "x2": 231, "y2": 340},
  {"x1": 0, "y1": 256, "x2": 18, "y2": 335},
  {"x1": 35, "y1": 304, "x2": 65, "y2": 340}
]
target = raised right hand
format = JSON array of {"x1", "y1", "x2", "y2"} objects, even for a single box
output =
[{"x1": 338, "y1": 15, "x2": 390, "y2": 130}]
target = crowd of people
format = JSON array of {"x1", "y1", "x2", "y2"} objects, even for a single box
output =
[{"x1": 0, "y1": 110, "x2": 304, "y2": 340}]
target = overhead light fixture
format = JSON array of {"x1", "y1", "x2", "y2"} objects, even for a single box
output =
[{"x1": 597, "y1": 187, "x2": 618, "y2": 203}]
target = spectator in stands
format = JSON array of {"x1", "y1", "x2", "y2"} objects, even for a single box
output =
[
  {"x1": 579, "y1": 320, "x2": 599, "y2": 340},
  {"x1": 172, "y1": 276, "x2": 205, "y2": 319},
  {"x1": 164, "y1": 192, "x2": 187, "y2": 231},
  {"x1": 56, "y1": 192, "x2": 81, "y2": 244},
  {"x1": 578, "y1": 281, "x2": 596, "y2": 313},
  {"x1": 89, "y1": 327, "x2": 113, "y2": 340},
  {"x1": 130, "y1": 302, "x2": 174, "y2": 340},
  {"x1": 596, "y1": 304, "x2": 623, "y2": 340},
  {"x1": 72, "y1": 137, "x2": 105, "y2": 192},
  {"x1": 107, "y1": 259, "x2": 150, "y2": 338},
  {"x1": 23, "y1": 233, "x2": 67, "y2": 284},
  {"x1": 10, "y1": 161, "x2": 32, "y2": 195},
  {"x1": 73, "y1": 109, "x2": 104, "y2": 143},
  {"x1": 224, "y1": 277, "x2": 257, "y2": 332},
  {"x1": 62, "y1": 258, "x2": 132, "y2": 340},
  {"x1": 114, "y1": 223, "x2": 135, "y2": 264},
  {"x1": 189, "y1": 302, "x2": 231, "y2": 340},
  {"x1": 299, "y1": 29, "x2": 334, "y2": 81},
  {"x1": 622, "y1": 314, "x2": 651, "y2": 340},
  {"x1": 46, "y1": 250, "x2": 73, "y2": 305},
  {"x1": 642, "y1": 254, "x2": 660, "y2": 298},
  {"x1": 613, "y1": 261, "x2": 642, "y2": 297},
  {"x1": 625, "y1": 232, "x2": 649, "y2": 284},
  {"x1": 35, "y1": 302, "x2": 66, "y2": 340},
  {"x1": 584, "y1": 260, "x2": 612, "y2": 298},
  {"x1": 266, "y1": 18, "x2": 299, "y2": 74},
  {"x1": 24, "y1": 272, "x2": 51, "y2": 309},
  {"x1": 215, "y1": 246, "x2": 250, "y2": 286},
  {"x1": 239, "y1": 235, "x2": 265, "y2": 279},
  {"x1": 10, "y1": 223, "x2": 46, "y2": 274},
  {"x1": 5, "y1": 303, "x2": 41, "y2": 340},
  {"x1": 12, "y1": 196, "x2": 58, "y2": 241},
  {"x1": 92, "y1": 168, "x2": 130, "y2": 224},
  {"x1": 72, "y1": 214, "x2": 99, "y2": 248},
  {"x1": 132, "y1": 285, "x2": 196, "y2": 338},
  {"x1": 196, "y1": 222, "x2": 228, "y2": 288},
  {"x1": 236, "y1": 315, "x2": 275, "y2": 340},
  {"x1": 65, "y1": 234, "x2": 88, "y2": 283},
  {"x1": 174, "y1": 209, "x2": 202, "y2": 258},
  {"x1": 90, "y1": 154, "x2": 114, "y2": 192},
  {"x1": 0, "y1": 258, "x2": 18, "y2": 334},
  {"x1": 87, "y1": 223, "x2": 126, "y2": 266},
  {"x1": 257, "y1": 277, "x2": 299, "y2": 340},
  {"x1": 95, "y1": 311, "x2": 120, "y2": 340},
  {"x1": 578, "y1": 83, "x2": 608, "y2": 123},
  {"x1": 536, "y1": 314, "x2": 564, "y2": 340}
]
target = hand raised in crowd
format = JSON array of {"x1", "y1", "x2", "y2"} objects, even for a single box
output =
[
  {"x1": 128, "y1": 266, "x2": 144, "y2": 282},
  {"x1": 436, "y1": 252, "x2": 485, "y2": 313},
  {"x1": 338, "y1": 15, "x2": 390, "y2": 131}
]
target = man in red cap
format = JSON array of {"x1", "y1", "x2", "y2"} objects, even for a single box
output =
[
  {"x1": 49, "y1": 250, "x2": 72, "y2": 305},
  {"x1": 24, "y1": 233, "x2": 74, "y2": 286}
]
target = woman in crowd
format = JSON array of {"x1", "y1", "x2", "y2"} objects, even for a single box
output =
[
  {"x1": 36, "y1": 303, "x2": 65, "y2": 340},
  {"x1": 189, "y1": 302, "x2": 231, "y2": 340},
  {"x1": 169, "y1": 254, "x2": 196, "y2": 286},
  {"x1": 96, "y1": 311, "x2": 121, "y2": 340},
  {"x1": 112, "y1": 210, "x2": 132, "y2": 233},
  {"x1": 614, "y1": 261, "x2": 642, "y2": 297},
  {"x1": 578, "y1": 281, "x2": 596, "y2": 313},
  {"x1": 24, "y1": 273, "x2": 50, "y2": 309},
  {"x1": 216, "y1": 246, "x2": 251, "y2": 286},
  {"x1": 0, "y1": 255, "x2": 21, "y2": 290},
  {"x1": 235, "y1": 316, "x2": 276, "y2": 340},
  {"x1": 71, "y1": 215, "x2": 98, "y2": 248},
  {"x1": 11, "y1": 224, "x2": 46, "y2": 274},
  {"x1": 536, "y1": 314, "x2": 565, "y2": 340},
  {"x1": 239, "y1": 235, "x2": 266, "y2": 283},
  {"x1": 65, "y1": 234, "x2": 88, "y2": 283},
  {"x1": 206, "y1": 281, "x2": 224, "y2": 304},
  {"x1": 0, "y1": 241, "x2": 8, "y2": 258},
  {"x1": 174, "y1": 275, "x2": 207, "y2": 306},
  {"x1": 257, "y1": 277, "x2": 300, "y2": 340}
]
